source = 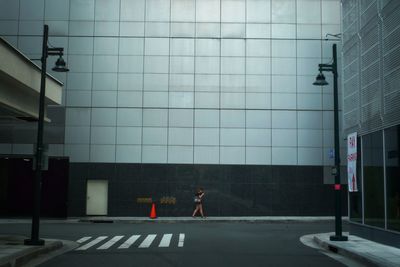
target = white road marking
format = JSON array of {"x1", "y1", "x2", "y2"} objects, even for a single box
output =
[
  {"x1": 118, "y1": 235, "x2": 141, "y2": 249},
  {"x1": 158, "y1": 234, "x2": 172, "y2": 247},
  {"x1": 76, "y1": 233, "x2": 186, "y2": 250},
  {"x1": 76, "y1": 236, "x2": 108, "y2": 250},
  {"x1": 76, "y1": 237, "x2": 92, "y2": 243},
  {"x1": 178, "y1": 233, "x2": 185, "y2": 247},
  {"x1": 138, "y1": 234, "x2": 157, "y2": 248},
  {"x1": 97, "y1": 235, "x2": 124, "y2": 250}
]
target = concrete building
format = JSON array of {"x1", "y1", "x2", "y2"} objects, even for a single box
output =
[
  {"x1": 342, "y1": 0, "x2": 400, "y2": 246},
  {"x1": 0, "y1": 0, "x2": 344, "y2": 217}
]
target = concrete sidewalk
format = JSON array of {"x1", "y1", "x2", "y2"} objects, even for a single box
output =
[
  {"x1": 313, "y1": 233, "x2": 400, "y2": 267},
  {"x1": 0, "y1": 235, "x2": 62, "y2": 267},
  {"x1": 0, "y1": 216, "x2": 338, "y2": 225},
  {"x1": 0, "y1": 217, "x2": 399, "y2": 267}
]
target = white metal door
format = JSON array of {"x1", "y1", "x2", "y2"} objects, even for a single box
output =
[{"x1": 86, "y1": 180, "x2": 108, "y2": 215}]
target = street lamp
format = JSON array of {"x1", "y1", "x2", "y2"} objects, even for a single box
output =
[
  {"x1": 313, "y1": 43, "x2": 348, "y2": 241},
  {"x1": 24, "y1": 24, "x2": 69, "y2": 246}
]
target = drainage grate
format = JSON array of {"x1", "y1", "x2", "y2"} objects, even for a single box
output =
[
  {"x1": 90, "y1": 220, "x2": 114, "y2": 223},
  {"x1": 328, "y1": 245, "x2": 338, "y2": 253}
]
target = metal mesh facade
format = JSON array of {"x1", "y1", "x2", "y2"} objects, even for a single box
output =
[{"x1": 342, "y1": 0, "x2": 400, "y2": 135}]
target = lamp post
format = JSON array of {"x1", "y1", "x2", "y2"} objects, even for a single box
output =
[
  {"x1": 313, "y1": 43, "x2": 348, "y2": 241},
  {"x1": 24, "y1": 25, "x2": 69, "y2": 246}
]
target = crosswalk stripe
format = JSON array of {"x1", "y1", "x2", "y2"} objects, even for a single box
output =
[
  {"x1": 118, "y1": 235, "x2": 141, "y2": 249},
  {"x1": 76, "y1": 237, "x2": 92, "y2": 243},
  {"x1": 76, "y1": 236, "x2": 108, "y2": 250},
  {"x1": 178, "y1": 233, "x2": 185, "y2": 247},
  {"x1": 158, "y1": 234, "x2": 172, "y2": 247},
  {"x1": 138, "y1": 234, "x2": 157, "y2": 248},
  {"x1": 75, "y1": 233, "x2": 185, "y2": 250},
  {"x1": 97, "y1": 235, "x2": 124, "y2": 250}
]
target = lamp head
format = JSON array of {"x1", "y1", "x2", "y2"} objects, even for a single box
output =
[
  {"x1": 313, "y1": 72, "x2": 328, "y2": 86},
  {"x1": 52, "y1": 56, "x2": 69, "y2": 72}
]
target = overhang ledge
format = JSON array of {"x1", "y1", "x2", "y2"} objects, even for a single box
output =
[{"x1": 0, "y1": 37, "x2": 63, "y2": 120}]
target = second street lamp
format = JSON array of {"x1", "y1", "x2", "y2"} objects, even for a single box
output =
[
  {"x1": 313, "y1": 43, "x2": 348, "y2": 242},
  {"x1": 24, "y1": 24, "x2": 69, "y2": 246}
]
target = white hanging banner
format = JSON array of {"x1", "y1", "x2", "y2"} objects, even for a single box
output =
[{"x1": 347, "y1": 132, "x2": 358, "y2": 192}]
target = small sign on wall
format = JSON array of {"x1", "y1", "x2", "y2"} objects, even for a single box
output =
[
  {"x1": 136, "y1": 197, "x2": 176, "y2": 205},
  {"x1": 136, "y1": 197, "x2": 153, "y2": 204},
  {"x1": 328, "y1": 148, "x2": 334, "y2": 159},
  {"x1": 347, "y1": 132, "x2": 358, "y2": 192}
]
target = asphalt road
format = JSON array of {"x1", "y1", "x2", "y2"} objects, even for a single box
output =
[{"x1": 1, "y1": 221, "x2": 348, "y2": 267}]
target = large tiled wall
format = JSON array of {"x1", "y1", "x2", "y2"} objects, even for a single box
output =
[
  {"x1": 0, "y1": 0, "x2": 346, "y2": 216},
  {"x1": 0, "y1": 0, "x2": 341, "y2": 166}
]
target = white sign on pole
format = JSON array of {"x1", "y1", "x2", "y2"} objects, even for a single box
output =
[{"x1": 347, "y1": 132, "x2": 358, "y2": 192}]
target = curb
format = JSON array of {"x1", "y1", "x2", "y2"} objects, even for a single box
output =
[
  {"x1": 78, "y1": 217, "x2": 336, "y2": 224},
  {"x1": 313, "y1": 235, "x2": 380, "y2": 267},
  {"x1": 0, "y1": 239, "x2": 63, "y2": 267}
]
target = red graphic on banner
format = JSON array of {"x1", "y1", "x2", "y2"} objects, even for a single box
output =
[
  {"x1": 347, "y1": 132, "x2": 358, "y2": 192},
  {"x1": 349, "y1": 136, "x2": 356, "y2": 148},
  {"x1": 347, "y1": 153, "x2": 357, "y2": 161}
]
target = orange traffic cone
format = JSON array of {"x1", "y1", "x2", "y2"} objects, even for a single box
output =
[{"x1": 149, "y1": 203, "x2": 157, "y2": 219}]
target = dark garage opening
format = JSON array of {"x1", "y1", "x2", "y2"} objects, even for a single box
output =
[{"x1": 0, "y1": 157, "x2": 69, "y2": 218}]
